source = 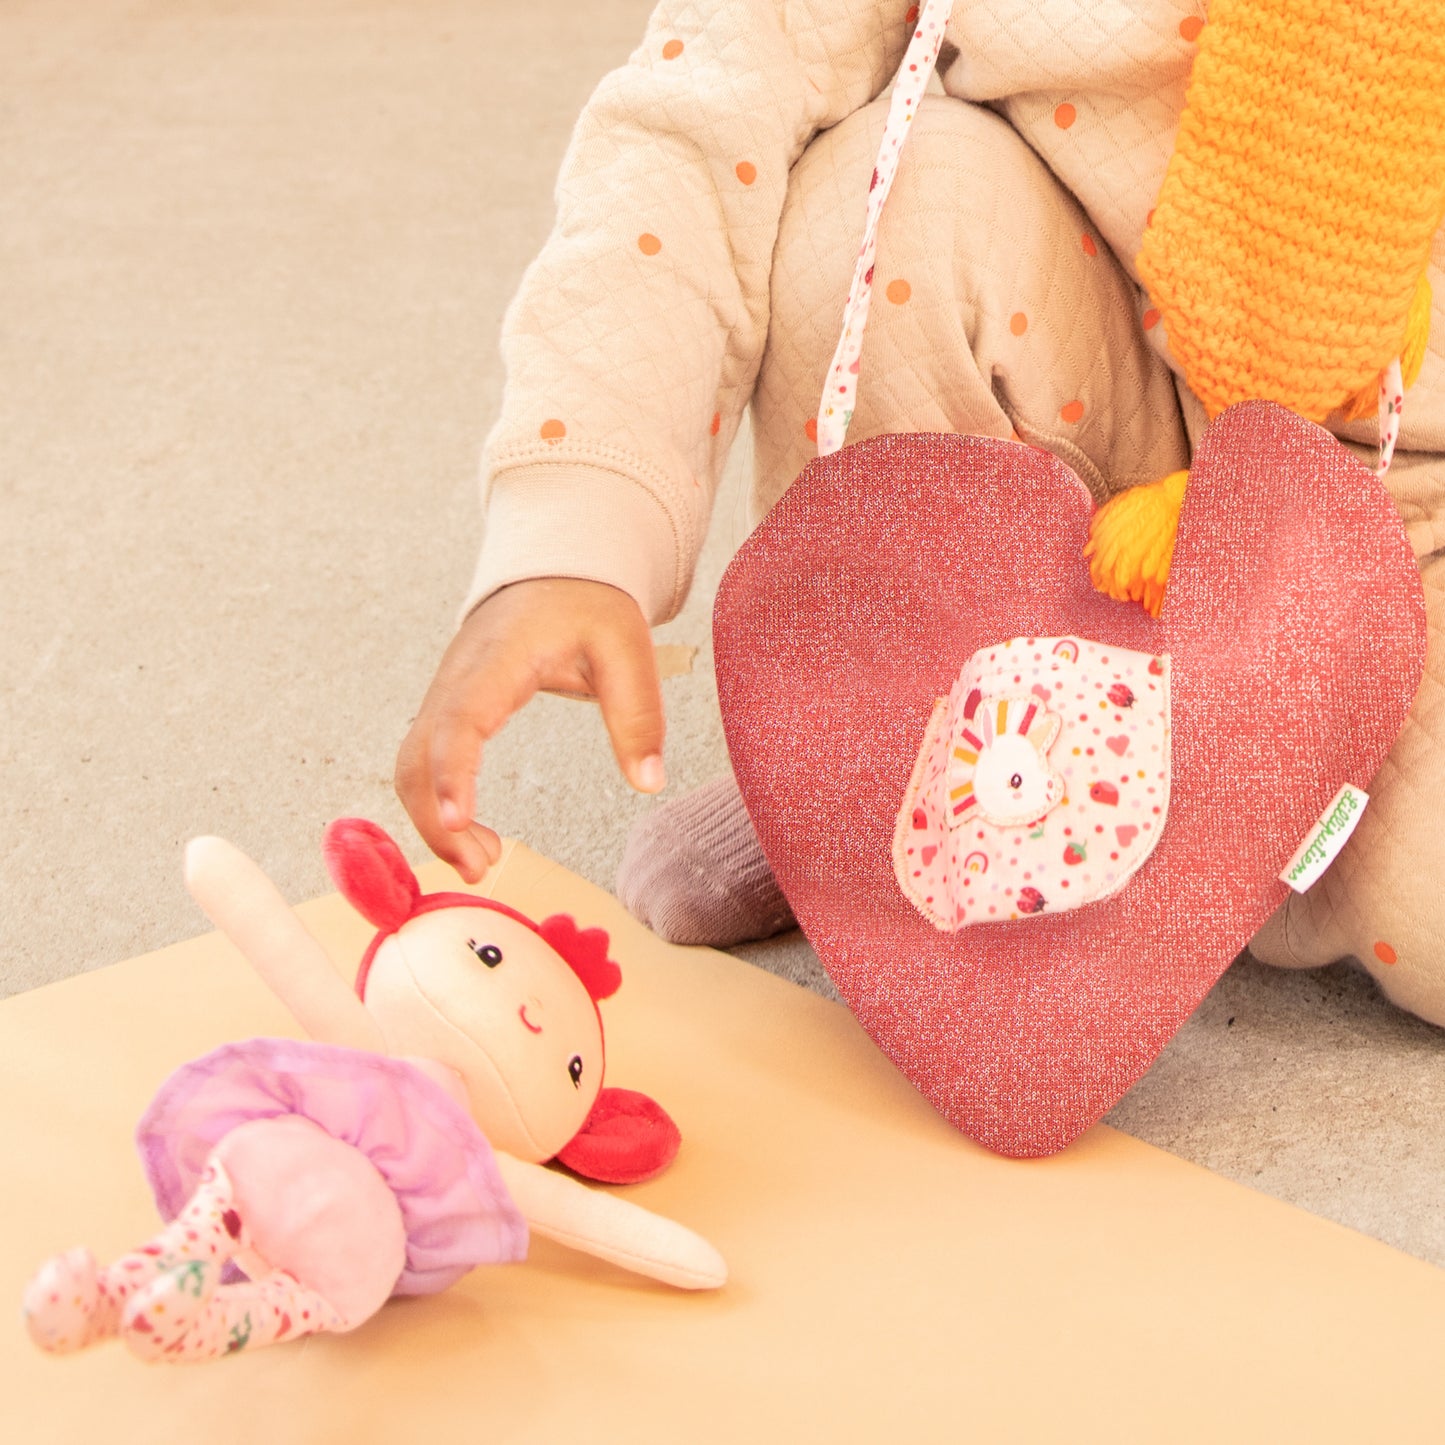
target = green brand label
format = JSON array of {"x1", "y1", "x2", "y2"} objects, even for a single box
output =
[{"x1": 1279, "y1": 784, "x2": 1368, "y2": 892}]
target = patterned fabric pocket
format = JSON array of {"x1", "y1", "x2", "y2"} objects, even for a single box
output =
[{"x1": 894, "y1": 636, "x2": 1170, "y2": 930}]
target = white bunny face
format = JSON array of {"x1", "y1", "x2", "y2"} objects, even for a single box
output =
[{"x1": 962, "y1": 722, "x2": 1065, "y2": 825}]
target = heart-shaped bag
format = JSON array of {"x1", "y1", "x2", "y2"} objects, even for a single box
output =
[
  {"x1": 712, "y1": 0, "x2": 1429, "y2": 1156},
  {"x1": 715, "y1": 411, "x2": 1423, "y2": 1157}
]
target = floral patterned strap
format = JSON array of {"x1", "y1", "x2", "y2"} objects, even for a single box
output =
[
  {"x1": 1377, "y1": 357, "x2": 1403, "y2": 478},
  {"x1": 815, "y1": 0, "x2": 953, "y2": 457},
  {"x1": 816, "y1": 0, "x2": 1406, "y2": 476}
]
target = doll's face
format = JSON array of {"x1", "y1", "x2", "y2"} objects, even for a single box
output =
[{"x1": 361, "y1": 907, "x2": 603, "y2": 1162}]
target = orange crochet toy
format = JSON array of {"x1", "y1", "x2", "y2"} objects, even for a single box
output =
[{"x1": 1088, "y1": 0, "x2": 1444, "y2": 615}]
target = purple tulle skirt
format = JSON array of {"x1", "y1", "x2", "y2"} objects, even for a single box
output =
[{"x1": 136, "y1": 1038, "x2": 528, "y2": 1296}]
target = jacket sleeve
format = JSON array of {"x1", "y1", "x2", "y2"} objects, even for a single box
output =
[{"x1": 465, "y1": 0, "x2": 912, "y2": 625}]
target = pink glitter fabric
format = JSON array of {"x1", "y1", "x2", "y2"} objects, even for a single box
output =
[{"x1": 714, "y1": 403, "x2": 1425, "y2": 1158}]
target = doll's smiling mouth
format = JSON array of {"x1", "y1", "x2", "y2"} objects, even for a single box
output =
[{"x1": 518, "y1": 1005, "x2": 542, "y2": 1034}]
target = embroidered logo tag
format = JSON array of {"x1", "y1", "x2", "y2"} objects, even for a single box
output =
[{"x1": 1278, "y1": 784, "x2": 1369, "y2": 893}]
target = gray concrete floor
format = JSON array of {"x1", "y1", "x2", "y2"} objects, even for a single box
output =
[{"x1": 2, "y1": 0, "x2": 1442, "y2": 1269}]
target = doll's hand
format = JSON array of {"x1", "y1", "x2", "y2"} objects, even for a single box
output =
[{"x1": 396, "y1": 578, "x2": 666, "y2": 882}]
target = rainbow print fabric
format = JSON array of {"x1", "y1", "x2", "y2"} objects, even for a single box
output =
[{"x1": 894, "y1": 636, "x2": 1171, "y2": 931}]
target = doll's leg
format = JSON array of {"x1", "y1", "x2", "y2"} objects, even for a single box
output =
[
  {"x1": 121, "y1": 1264, "x2": 344, "y2": 1362},
  {"x1": 23, "y1": 1158, "x2": 243, "y2": 1354},
  {"x1": 117, "y1": 1115, "x2": 405, "y2": 1361},
  {"x1": 620, "y1": 90, "x2": 1188, "y2": 947},
  {"x1": 1250, "y1": 543, "x2": 1445, "y2": 1024}
]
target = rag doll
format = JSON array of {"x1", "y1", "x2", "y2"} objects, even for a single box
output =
[{"x1": 23, "y1": 819, "x2": 725, "y2": 1363}]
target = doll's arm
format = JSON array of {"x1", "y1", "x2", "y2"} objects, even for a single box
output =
[
  {"x1": 185, "y1": 836, "x2": 386, "y2": 1053},
  {"x1": 494, "y1": 1153, "x2": 726, "y2": 1291}
]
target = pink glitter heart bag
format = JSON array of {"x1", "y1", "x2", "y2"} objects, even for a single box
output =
[{"x1": 712, "y1": 2, "x2": 1425, "y2": 1157}]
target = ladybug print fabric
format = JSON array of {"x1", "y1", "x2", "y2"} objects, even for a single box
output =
[{"x1": 893, "y1": 636, "x2": 1170, "y2": 930}]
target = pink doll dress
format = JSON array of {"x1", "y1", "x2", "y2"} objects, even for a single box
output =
[{"x1": 136, "y1": 1038, "x2": 528, "y2": 1296}]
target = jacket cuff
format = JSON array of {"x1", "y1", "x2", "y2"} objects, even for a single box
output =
[{"x1": 462, "y1": 461, "x2": 685, "y2": 627}]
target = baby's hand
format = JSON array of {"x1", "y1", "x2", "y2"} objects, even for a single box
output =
[{"x1": 396, "y1": 579, "x2": 666, "y2": 882}]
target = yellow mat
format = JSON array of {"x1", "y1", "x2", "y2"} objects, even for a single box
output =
[{"x1": 4, "y1": 842, "x2": 1444, "y2": 1442}]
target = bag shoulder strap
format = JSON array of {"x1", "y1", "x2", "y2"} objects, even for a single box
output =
[
  {"x1": 815, "y1": 0, "x2": 952, "y2": 458},
  {"x1": 814, "y1": 0, "x2": 1404, "y2": 476}
]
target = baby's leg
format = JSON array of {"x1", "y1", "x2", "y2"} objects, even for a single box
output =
[
  {"x1": 749, "y1": 94, "x2": 1188, "y2": 520},
  {"x1": 620, "y1": 90, "x2": 1188, "y2": 947},
  {"x1": 23, "y1": 1159, "x2": 242, "y2": 1354},
  {"x1": 617, "y1": 774, "x2": 795, "y2": 946},
  {"x1": 1251, "y1": 536, "x2": 1445, "y2": 1025}
]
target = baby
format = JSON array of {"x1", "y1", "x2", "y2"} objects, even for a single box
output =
[{"x1": 395, "y1": 1, "x2": 1445, "y2": 1024}]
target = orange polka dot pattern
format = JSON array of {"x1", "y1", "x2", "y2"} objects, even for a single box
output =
[
  {"x1": 735, "y1": 161, "x2": 757, "y2": 185},
  {"x1": 661, "y1": 39, "x2": 684, "y2": 60},
  {"x1": 539, "y1": 419, "x2": 566, "y2": 442},
  {"x1": 885, "y1": 278, "x2": 912, "y2": 305},
  {"x1": 1138, "y1": 0, "x2": 1445, "y2": 423},
  {"x1": 1054, "y1": 103, "x2": 1076, "y2": 130},
  {"x1": 638, "y1": 233, "x2": 662, "y2": 256}
]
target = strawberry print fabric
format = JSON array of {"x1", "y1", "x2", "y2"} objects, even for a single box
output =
[{"x1": 895, "y1": 637, "x2": 1170, "y2": 929}]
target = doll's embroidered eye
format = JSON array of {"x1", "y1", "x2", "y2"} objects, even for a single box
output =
[
  {"x1": 1009, "y1": 773, "x2": 1023, "y2": 790},
  {"x1": 467, "y1": 940, "x2": 503, "y2": 968},
  {"x1": 568, "y1": 1055, "x2": 584, "y2": 1088}
]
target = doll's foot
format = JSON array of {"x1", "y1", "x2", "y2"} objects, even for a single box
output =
[
  {"x1": 616, "y1": 775, "x2": 796, "y2": 946},
  {"x1": 120, "y1": 1257, "x2": 222, "y2": 1362},
  {"x1": 23, "y1": 1247, "x2": 114, "y2": 1353}
]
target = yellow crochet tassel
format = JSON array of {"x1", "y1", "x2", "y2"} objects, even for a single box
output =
[
  {"x1": 1092, "y1": 271, "x2": 1429, "y2": 614},
  {"x1": 1083, "y1": 470, "x2": 1188, "y2": 618},
  {"x1": 1340, "y1": 273, "x2": 1435, "y2": 422},
  {"x1": 1402, "y1": 273, "x2": 1434, "y2": 391},
  {"x1": 1084, "y1": 273, "x2": 1429, "y2": 615}
]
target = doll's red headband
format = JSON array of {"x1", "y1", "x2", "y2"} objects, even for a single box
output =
[{"x1": 323, "y1": 818, "x2": 621, "y2": 1005}]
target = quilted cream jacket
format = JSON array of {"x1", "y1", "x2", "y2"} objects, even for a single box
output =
[{"x1": 466, "y1": 0, "x2": 1444, "y2": 624}]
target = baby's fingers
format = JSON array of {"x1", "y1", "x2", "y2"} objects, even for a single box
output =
[
  {"x1": 395, "y1": 723, "x2": 498, "y2": 883},
  {"x1": 586, "y1": 619, "x2": 666, "y2": 795},
  {"x1": 397, "y1": 631, "x2": 538, "y2": 881}
]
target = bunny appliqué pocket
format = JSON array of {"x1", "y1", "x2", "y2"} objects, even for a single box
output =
[{"x1": 894, "y1": 637, "x2": 1170, "y2": 930}]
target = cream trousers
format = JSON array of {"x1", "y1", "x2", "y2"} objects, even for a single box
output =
[{"x1": 748, "y1": 92, "x2": 1445, "y2": 1025}]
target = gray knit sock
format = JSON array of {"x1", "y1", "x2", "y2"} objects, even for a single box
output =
[{"x1": 616, "y1": 774, "x2": 796, "y2": 947}]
